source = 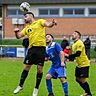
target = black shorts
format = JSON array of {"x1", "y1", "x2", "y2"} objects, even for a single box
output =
[
  {"x1": 24, "y1": 46, "x2": 46, "y2": 66},
  {"x1": 75, "y1": 66, "x2": 89, "y2": 78}
]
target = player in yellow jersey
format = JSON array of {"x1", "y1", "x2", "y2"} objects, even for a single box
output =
[
  {"x1": 13, "y1": 12, "x2": 57, "y2": 96},
  {"x1": 66, "y1": 31, "x2": 92, "y2": 96}
]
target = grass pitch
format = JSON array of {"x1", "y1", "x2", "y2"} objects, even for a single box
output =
[{"x1": 0, "y1": 58, "x2": 96, "y2": 96}]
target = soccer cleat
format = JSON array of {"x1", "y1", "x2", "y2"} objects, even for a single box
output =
[
  {"x1": 80, "y1": 93, "x2": 92, "y2": 96},
  {"x1": 13, "y1": 86, "x2": 23, "y2": 94},
  {"x1": 87, "y1": 95, "x2": 92, "y2": 96},
  {"x1": 32, "y1": 88, "x2": 38, "y2": 96},
  {"x1": 80, "y1": 95, "x2": 92, "y2": 96},
  {"x1": 80, "y1": 93, "x2": 87, "y2": 96},
  {"x1": 48, "y1": 93, "x2": 54, "y2": 96}
]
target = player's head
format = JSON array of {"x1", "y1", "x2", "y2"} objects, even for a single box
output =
[
  {"x1": 63, "y1": 36, "x2": 67, "y2": 40},
  {"x1": 46, "y1": 34, "x2": 54, "y2": 44},
  {"x1": 24, "y1": 12, "x2": 34, "y2": 23},
  {"x1": 72, "y1": 30, "x2": 81, "y2": 41}
]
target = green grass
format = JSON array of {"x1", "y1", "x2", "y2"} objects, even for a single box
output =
[
  {"x1": 0, "y1": 59, "x2": 96, "y2": 96},
  {"x1": 90, "y1": 49, "x2": 96, "y2": 58},
  {"x1": 0, "y1": 39, "x2": 22, "y2": 45},
  {"x1": 0, "y1": 39, "x2": 61, "y2": 45}
]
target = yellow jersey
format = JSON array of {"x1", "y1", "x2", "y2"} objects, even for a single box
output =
[
  {"x1": 72, "y1": 39, "x2": 90, "y2": 68},
  {"x1": 21, "y1": 19, "x2": 46, "y2": 48}
]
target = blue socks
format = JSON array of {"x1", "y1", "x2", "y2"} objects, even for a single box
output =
[
  {"x1": 62, "y1": 82, "x2": 68, "y2": 96},
  {"x1": 46, "y1": 79, "x2": 53, "y2": 94},
  {"x1": 46, "y1": 79, "x2": 68, "y2": 96}
]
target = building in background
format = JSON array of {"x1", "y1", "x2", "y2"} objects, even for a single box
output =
[
  {"x1": 0, "y1": 4, "x2": 2, "y2": 45},
  {"x1": 0, "y1": 0, "x2": 96, "y2": 47}
]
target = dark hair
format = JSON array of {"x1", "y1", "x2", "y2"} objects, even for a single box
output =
[
  {"x1": 46, "y1": 34, "x2": 54, "y2": 40},
  {"x1": 24, "y1": 12, "x2": 34, "y2": 18},
  {"x1": 75, "y1": 30, "x2": 81, "y2": 38}
]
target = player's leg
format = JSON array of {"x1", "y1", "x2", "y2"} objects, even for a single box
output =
[
  {"x1": 32, "y1": 47, "x2": 46, "y2": 96},
  {"x1": 19, "y1": 64, "x2": 31, "y2": 87},
  {"x1": 34, "y1": 47, "x2": 45, "y2": 89},
  {"x1": 32, "y1": 64, "x2": 43, "y2": 96},
  {"x1": 13, "y1": 64, "x2": 31, "y2": 94},
  {"x1": 46, "y1": 74, "x2": 54, "y2": 96},
  {"x1": 35, "y1": 65, "x2": 43, "y2": 89},
  {"x1": 46, "y1": 67, "x2": 56, "y2": 96},
  {"x1": 58, "y1": 67, "x2": 68, "y2": 96},
  {"x1": 60, "y1": 77, "x2": 68, "y2": 96},
  {"x1": 75, "y1": 66, "x2": 92, "y2": 96},
  {"x1": 14, "y1": 47, "x2": 32, "y2": 94},
  {"x1": 76, "y1": 77, "x2": 92, "y2": 96}
]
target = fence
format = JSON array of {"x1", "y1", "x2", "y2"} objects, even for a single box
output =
[{"x1": 0, "y1": 45, "x2": 26, "y2": 58}]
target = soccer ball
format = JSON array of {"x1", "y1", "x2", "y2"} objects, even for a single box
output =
[{"x1": 20, "y1": 2, "x2": 30, "y2": 12}]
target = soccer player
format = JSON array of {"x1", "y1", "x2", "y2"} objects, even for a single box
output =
[
  {"x1": 45, "y1": 34, "x2": 68, "y2": 96},
  {"x1": 67, "y1": 31, "x2": 92, "y2": 96},
  {"x1": 13, "y1": 12, "x2": 57, "y2": 96}
]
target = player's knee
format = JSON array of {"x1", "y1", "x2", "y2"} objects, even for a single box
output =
[
  {"x1": 76, "y1": 78, "x2": 86, "y2": 83},
  {"x1": 37, "y1": 69, "x2": 43, "y2": 73},
  {"x1": 46, "y1": 74, "x2": 52, "y2": 79},
  {"x1": 24, "y1": 65, "x2": 31, "y2": 71},
  {"x1": 60, "y1": 77, "x2": 66, "y2": 83},
  {"x1": 37, "y1": 65, "x2": 43, "y2": 73}
]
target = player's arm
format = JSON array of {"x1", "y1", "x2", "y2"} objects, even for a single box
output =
[
  {"x1": 69, "y1": 51, "x2": 81, "y2": 58},
  {"x1": 44, "y1": 19, "x2": 57, "y2": 28},
  {"x1": 55, "y1": 43, "x2": 65, "y2": 66},
  {"x1": 64, "y1": 52, "x2": 69, "y2": 57},
  {"x1": 59, "y1": 50, "x2": 65, "y2": 67},
  {"x1": 67, "y1": 51, "x2": 81, "y2": 61},
  {"x1": 45, "y1": 52, "x2": 50, "y2": 61},
  {"x1": 14, "y1": 28, "x2": 25, "y2": 39},
  {"x1": 67, "y1": 43, "x2": 82, "y2": 61}
]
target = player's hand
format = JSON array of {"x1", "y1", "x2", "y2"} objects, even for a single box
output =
[
  {"x1": 14, "y1": 28, "x2": 19, "y2": 33},
  {"x1": 61, "y1": 62, "x2": 65, "y2": 67},
  {"x1": 45, "y1": 57, "x2": 49, "y2": 61},
  {"x1": 52, "y1": 19, "x2": 57, "y2": 26},
  {"x1": 64, "y1": 52, "x2": 69, "y2": 57}
]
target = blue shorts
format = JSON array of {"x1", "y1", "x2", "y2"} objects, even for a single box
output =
[{"x1": 47, "y1": 66, "x2": 66, "y2": 79}]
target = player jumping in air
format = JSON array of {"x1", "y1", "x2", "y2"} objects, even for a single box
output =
[{"x1": 13, "y1": 12, "x2": 57, "y2": 96}]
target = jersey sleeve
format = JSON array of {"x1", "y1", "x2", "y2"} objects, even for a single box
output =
[
  {"x1": 39, "y1": 19, "x2": 46, "y2": 26},
  {"x1": 21, "y1": 27, "x2": 27, "y2": 35},
  {"x1": 55, "y1": 43, "x2": 63, "y2": 53},
  {"x1": 76, "y1": 43, "x2": 83, "y2": 52}
]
